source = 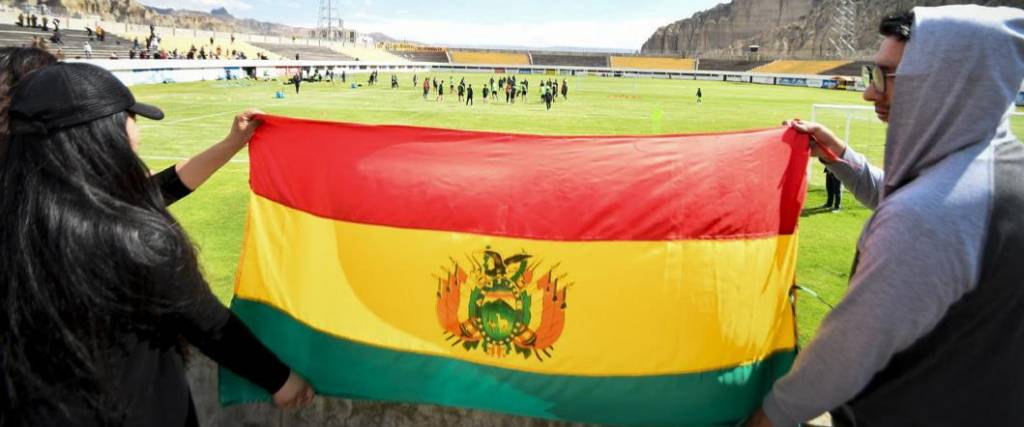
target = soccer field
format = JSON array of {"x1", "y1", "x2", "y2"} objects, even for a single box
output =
[{"x1": 132, "y1": 73, "x2": 1022, "y2": 345}]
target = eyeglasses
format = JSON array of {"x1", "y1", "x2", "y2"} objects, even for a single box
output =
[{"x1": 862, "y1": 64, "x2": 897, "y2": 94}]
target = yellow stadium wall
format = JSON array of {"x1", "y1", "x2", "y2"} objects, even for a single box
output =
[
  {"x1": 609, "y1": 57, "x2": 695, "y2": 70},
  {"x1": 450, "y1": 51, "x2": 530, "y2": 65},
  {"x1": 752, "y1": 60, "x2": 852, "y2": 75}
]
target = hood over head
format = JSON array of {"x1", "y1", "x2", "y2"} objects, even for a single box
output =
[{"x1": 883, "y1": 5, "x2": 1024, "y2": 197}]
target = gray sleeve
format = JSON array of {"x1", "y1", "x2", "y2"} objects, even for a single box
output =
[
  {"x1": 827, "y1": 146, "x2": 885, "y2": 210},
  {"x1": 761, "y1": 195, "x2": 985, "y2": 426}
]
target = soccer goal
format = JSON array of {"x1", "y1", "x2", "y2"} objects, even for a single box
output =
[{"x1": 811, "y1": 103, "x2": 1024, "y2": 148}]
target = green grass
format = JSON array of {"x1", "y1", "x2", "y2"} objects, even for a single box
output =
[{"x1": 133, "y1": 74, "x2": 1024, "y2": 346}]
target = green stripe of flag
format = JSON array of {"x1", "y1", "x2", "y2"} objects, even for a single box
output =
[{"x1": 220, "y1": 299, "x2": 794, "y2": 427}]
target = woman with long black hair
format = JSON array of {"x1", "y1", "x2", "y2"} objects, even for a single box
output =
[{"x1": 0, "y1": 63, "x2": 314, "y2": 425}]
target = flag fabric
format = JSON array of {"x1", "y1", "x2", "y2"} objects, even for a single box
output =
[{"x1": 221, "y1": 115, "x2": 810, "y2": 426}]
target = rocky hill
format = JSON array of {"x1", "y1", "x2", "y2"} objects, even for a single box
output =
[
  {"x1": 4, "y1": 0, "x2": 307, "y2": 36},
  {"x1": 642, "y1": 0, "x2": 1024, "y2": 59}
]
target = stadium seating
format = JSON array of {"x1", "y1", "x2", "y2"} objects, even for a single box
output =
[
  {"x1": 249, "y1": 41, "x2": 353, "y2": 60},
  {"x1": 752, "y1": 60, "x2": 852, "y2": 75},
  {"x1": 819, "y1": 60, "x2": 870, "y2": 77},
  {"x1": 333, "y1": 45, "x2": 407, "y2": 62},
  {"x1": 449, "y1": 51, "x2": 529, "y2": 65},
  {"x1": 609, "y1": 56, "x2": 695, "y2": 70},
  {"x1": 117, "y1": 32, "x2": 281, "y2": 59},
  {"x1": 696, "y1": 59, "x2": 772, "y2": 72},
  {"x1": 0, "y1": 23, "x2": 132, "y2": 59},
  {"x1": 387, "y1": 50, "x2": 449, "y2": 62},
  {"x1": 531, "y1": 53, "x2": 608, "y2": 67}
]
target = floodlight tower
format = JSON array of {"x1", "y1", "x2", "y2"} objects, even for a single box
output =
[
  {"x1": 317, "y1": 0, "x2": 340, "y2": 40},
  {"x1": 828, "y1": 0, "x2": 859, "y2": 58}
]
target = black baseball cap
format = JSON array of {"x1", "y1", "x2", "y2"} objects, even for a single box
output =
[{"x1": 9, "y1": 62, "x2": 163, "y2": 135}]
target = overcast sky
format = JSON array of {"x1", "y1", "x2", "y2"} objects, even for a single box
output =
[{"x1": 136, "y1": 0, "x2": 730, "y2": 50}]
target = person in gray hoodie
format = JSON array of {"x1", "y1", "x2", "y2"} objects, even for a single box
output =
[{"x1": 746, "y1": 5, "x2": 1024, "y2": 426}]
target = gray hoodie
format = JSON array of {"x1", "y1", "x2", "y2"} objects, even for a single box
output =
[{"x1": 763, "y1": 5, "x2": 1024, "y2": 426}]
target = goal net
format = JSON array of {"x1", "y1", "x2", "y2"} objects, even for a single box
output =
[{"x1": 811, "y1": 103, "x2": 1024, "y2": 154}]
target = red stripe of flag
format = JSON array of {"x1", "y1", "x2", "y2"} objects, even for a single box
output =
[{"x1": 248, "y1": 115, "x2": 809, "y2": 241}]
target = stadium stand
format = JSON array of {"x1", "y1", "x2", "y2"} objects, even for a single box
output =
[
  {"x1": 696, "y1": 59, "x2": 772, "y2": 72},
  {"x1": 531, "y1": 52, "x2": 608, "y2": 67},
  {"x1": 387, "y1": 50, "x2": 449, "y2": 62},
  {"x1": 752, "y1": 60, "x2": 852, "y2": 75},
  {"x1": 333, "y1": 45, "x2": 407, "y2": 62},
  {"x1": 119, "y1": 33, "x2": 281, "y2": 59},
  {"x1": 609, "y1": 56, "x2": 695, "y2": 70},
  {"x1": 0, "y1": 23, "x2": 131, "y2": 59},
  {"x1": 449, "y1": 50, "x2": 529, "y2": 65},
  {"x1": 249, "y1": 41, "x2": 353, "y2": 60},
  {"x1": 819, "y1": 60, "x2": 870, "y2": 77}
]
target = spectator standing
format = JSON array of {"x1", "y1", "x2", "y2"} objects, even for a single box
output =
[
  {"x1": 823, "y1": 168, "x2": 842, "y2": 211},
  {"x1": 0, "y1": 60, "x2": 316, "y2": 424},
  {"x1": 747, "y1": 7, "x2": 1024, "y2": 426}
]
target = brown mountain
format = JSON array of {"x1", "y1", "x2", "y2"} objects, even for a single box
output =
[{"x1": 642, "y1": 0, "x2": 1024, "y2": 59}]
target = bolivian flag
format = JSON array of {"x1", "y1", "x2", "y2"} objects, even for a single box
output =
[{"x1": 221, "y1": 115, "x2": 809, "y2": 426}]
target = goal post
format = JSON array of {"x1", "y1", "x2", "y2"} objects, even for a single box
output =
[
  {"x1": 812, "y1": 103, "x2": 1024, "y2": 147},
  {"x1": 807, "y1": 103, "x2": 1024, "y2": 186},
  {"x1": 810, "y1": 104, "x2": 875, "y2": 146}
]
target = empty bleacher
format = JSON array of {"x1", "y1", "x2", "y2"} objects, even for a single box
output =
[
  {"x1": 0, "y1": 23, "x2": 132, "y2": 59},
  {"x1": 752, "y1": 60, "x2": 852, "y2": 75},
  {"x1": 249, "y1": 41, "x2": 353, "y2": 60},
  {"x1": 387, "y1": 50, "x2": 449, "y2": 62},
  {"x1": 696, "y1": 59, "x2": 771, "y2": 72},
  {"x1": 449, "y1": 50, "x2": 529, "y2": 65},
  {"x1": 609, "y1": 56, "x2": 695, "y2": 70},
  {"x1": 333, "y1": 45, "x2": 407, "y2": 62},
  {"x1": 819, "y1": 61, "x2": 870, "y2": 77},
  {"x1": 531, "y1": 53, "x2": 608, "y2": 67}
]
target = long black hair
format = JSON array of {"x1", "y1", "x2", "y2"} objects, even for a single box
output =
[{"x1": 0, "y1": 111, "x2": 200, "y2": 424}]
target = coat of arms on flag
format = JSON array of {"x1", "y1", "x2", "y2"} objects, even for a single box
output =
[{"x1": 436, "y1": 249, "x2": 568, "y2": 360}]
